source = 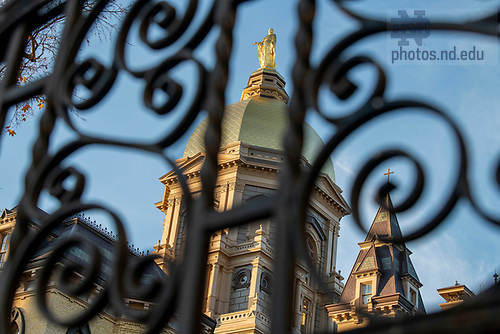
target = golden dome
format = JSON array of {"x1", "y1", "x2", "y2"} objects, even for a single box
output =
[{"x1": 183, "y1": 96, "x2": 335, "y2": 181}]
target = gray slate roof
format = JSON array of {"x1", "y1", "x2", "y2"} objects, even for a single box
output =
[{"x1": 338, "y1": 195, "x2": 425, "y2": 312}]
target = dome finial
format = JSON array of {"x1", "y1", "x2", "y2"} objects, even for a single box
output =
[{"x1": 253, "y1": 28, "x2": 276, "y2": 69}]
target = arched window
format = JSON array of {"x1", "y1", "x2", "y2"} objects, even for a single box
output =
[
  {"x1": 305, "y1": 234, "x2": 317, "y2": 261},
  {"x1": 300, "y1": 298, "x2": 310, "y2": 333},
  {"x1": 0, "y1": 233, "x2": 11, "y2": 268}
]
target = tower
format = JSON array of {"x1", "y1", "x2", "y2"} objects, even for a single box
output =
[
  {"x1": 153, "y1": 29, "x2": 350, "y2": 333},
  {"x1": 326, "y1": 194, "x2": 425, "y2": 332}
]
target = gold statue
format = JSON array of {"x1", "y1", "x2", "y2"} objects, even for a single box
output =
[{"x1": 253, "y1": 28, "x2": 276, "y2": 69}]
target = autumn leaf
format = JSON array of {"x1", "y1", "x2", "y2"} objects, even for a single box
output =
[
  {"x1": 38, "y1": 102, "x2": 44, "y2": 109},
  {"x1": 7, "y1": 129, "x2": 16, "y2": 136}
]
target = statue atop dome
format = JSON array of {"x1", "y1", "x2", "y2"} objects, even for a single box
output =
[{"x1": 253, "y1": 28, "x2": 276, "y2": 69}]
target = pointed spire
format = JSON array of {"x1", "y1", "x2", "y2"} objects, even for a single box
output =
[
  {"x1": 335, "y1": 189, "x2": 425, "y2": 315},
  {"x1": 365, "y1": 193, "x2": 403, "y2": 242}
]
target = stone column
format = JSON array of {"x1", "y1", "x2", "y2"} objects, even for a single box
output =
[
  {"x1": 326, "y1": 222, "x2": 334, "y2": 274},
  {"x1": 223, "y1": 180, "x2": 245, "y2": 241},
  {"x1": 159, "y1": 198, "x2": 174, "y2": 247},
  {"x1": 159, "y1": 196, "x2": 182, "y2": 249},
  {"x1": 293, "y1": 277, "x2": 303, "y2": 331},
  {"x1": 206, "y1": 263, "x2": 221, "y2": 317},
  {"x1": 219, "y1": 266, "x2": 232, "y2": 314},
  {"x1": 167, "y1": 197, "x2": 182, "y2": 248},
  {"x1": 331, "y1": 223, "x2": 340, "y2": 272},
  {"x1": 227, "y1": 180, "x2": 244, "y2": 210},
  {"x1": 248, "y1": 257, "x2": 262, "y2": 311}
]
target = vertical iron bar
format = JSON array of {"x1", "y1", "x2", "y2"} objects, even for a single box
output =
[
  {"x1": 271, "y1": 0, "x2": 315, "y2": 332},
  {"x1": 178, "y1": 1, "x2": 236, "y2": 333}
]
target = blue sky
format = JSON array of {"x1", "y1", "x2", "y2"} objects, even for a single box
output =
[{"x1": 1, "y1": 0, "x2": 500, "y2": 313}]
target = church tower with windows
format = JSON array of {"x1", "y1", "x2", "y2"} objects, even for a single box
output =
[
  {"x1": 326, "y1": 194, "x2": 425, "y2": 332},
  {"x1": 153, "y1": 29, "x2": 350, "y2": 333}
]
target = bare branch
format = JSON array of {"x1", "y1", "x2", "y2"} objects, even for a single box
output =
[{"x1": 0, "y1": 0, "x2": 130, "y2": 133}]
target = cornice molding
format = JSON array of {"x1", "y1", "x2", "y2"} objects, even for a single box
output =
[{"x1": 314, "y1": 185, "x2": 350, "y2": 216}]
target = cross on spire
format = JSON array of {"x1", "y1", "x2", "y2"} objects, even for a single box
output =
[{"x1": 384, "y1": 168, "x2": 394, "y2": 182}]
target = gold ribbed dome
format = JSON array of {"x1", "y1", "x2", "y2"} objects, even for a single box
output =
[
  {"x1": 183, "y1": 47, "x2": 335, "y2": 180},
  {"x1": 183, "y1": 96, "x2": 335, "y2": 181}
]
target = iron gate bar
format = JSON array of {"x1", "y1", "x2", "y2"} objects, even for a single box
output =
[{"x1": 0, "y1": 0, "x2": 499, "y2": 333}]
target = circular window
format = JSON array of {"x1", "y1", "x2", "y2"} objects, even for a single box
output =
[
  {"x1": 239, "y1": 273, "x2": 249, "y2": 285},
  {"x1": 233, "y1": 269, "x2": 251, "y2": 289},
  {"x1": 260, "y1": 272, "x2": 272, "y2": 295}
]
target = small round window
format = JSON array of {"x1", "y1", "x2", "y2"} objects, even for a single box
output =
[
  {"x1": 260, "y1": 272, "x2": 272, "y2": 295},
  {"x1": 239, "y1": 273, "x2": 249, "y2": 285},
  {"x1": 233, "y1": 269, "x2": 251, "y2": 289}
]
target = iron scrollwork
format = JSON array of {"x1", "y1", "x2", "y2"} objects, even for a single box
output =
[
  {"x1": 0, "y1": 0, "x2": 499, "y2": 333},
  {"x1": 0, "y1": 0, "x2": 221, "y2": 333}
]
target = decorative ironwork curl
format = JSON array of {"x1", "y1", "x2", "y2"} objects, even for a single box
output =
[
  {"x1": 47, "y1": 166, "x2": 85, "y2": 202},
  {"x1": 292, "y1": 0, "x2": 500, "y2": 331},
  {"x1": 0, "y1": 0, "x2": 237, "y2": 332},
  {"x1": 298, "y1": 0, "x2": 500, "y2": 245},
  {"x1": 62, "y1": 58, "x2": 117, "y2": 110},
  {"x1": 136, "y1": 0, "x2": 196, "y2": 50},
  {"x1": 0, "y1": 0, "x2": 499, "y2": 333},
  {"x1": 36, "y1": 236, "x2": 106, "y2": 327}
]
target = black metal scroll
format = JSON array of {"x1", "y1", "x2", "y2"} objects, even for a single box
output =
[{"x1": 0, "y1": 0, "x2": 499, "y2": 333}]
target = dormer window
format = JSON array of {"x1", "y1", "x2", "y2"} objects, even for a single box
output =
[
  {"x1": 362, "y1": 283, "x2": 372, "y2": 304},
  {"x1": 410, "y1": 288, "x2": 417, "y2": 306}
]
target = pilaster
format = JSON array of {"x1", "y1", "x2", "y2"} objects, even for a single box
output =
[
  {"x1": 206, "y1": 263, "x2": 221, "y2": 317},
  {"x1": 327, "y1": 222, "x2": 334, "y2": 274},
  {"x1": 248, "y1": 256, "x2": 263, "y2": 311}
]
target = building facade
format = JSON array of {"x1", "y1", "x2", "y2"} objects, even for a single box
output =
[
  {"x1": 1, "y1": 207, "x2": 215, "y2": 334},
  {"x1": 152, "y1": 33, "x2": 350, "y2": 333}
]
